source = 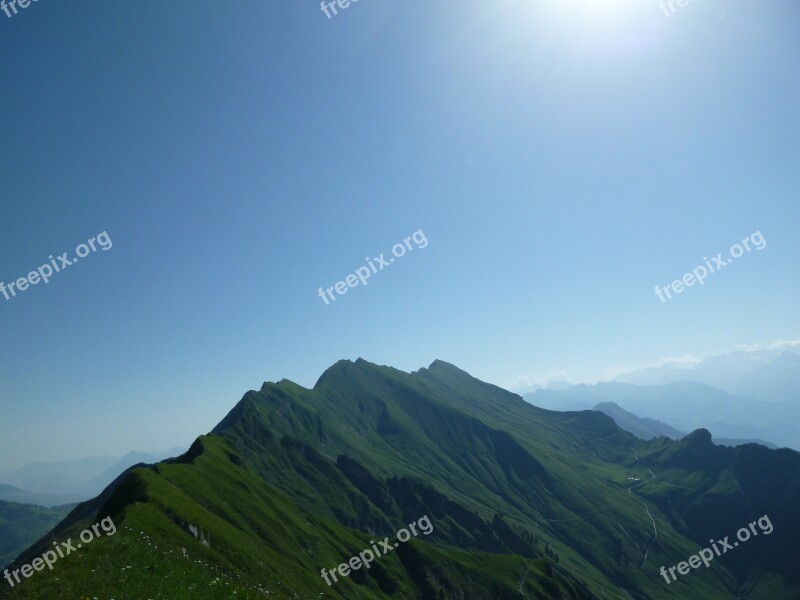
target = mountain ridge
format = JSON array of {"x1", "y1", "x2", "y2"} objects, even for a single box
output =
[{"x1": 4, "y1": 359, "x2": 799, "y2": 599}]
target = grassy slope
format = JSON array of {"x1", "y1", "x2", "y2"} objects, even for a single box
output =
[
  {"x1": 4, "y1": 359, "x2": 799, "y2": 599},
  {"x1": 0, "y1": 502, "x2": 74, "y2": 568},
  {"x1": 2, "y1": 435, "x2": 591, "y2": 600}
]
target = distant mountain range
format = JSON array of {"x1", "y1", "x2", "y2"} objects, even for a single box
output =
[
  {"x1": 591, "y1": 402, "x2": 778, "y2": 449},
  {"x1": 0, "y1": 448, "x2": 185, "y2": 499},
  {"x1": 513, "y1": 379, "x2": 574, "y2": 395},
  {"x1": 4, "y1": 359, "x2": 799, "y2": 599},
  {"x1": 526, "y1": 381, "x2": 800, "y2": 451},
  {"x1": 736, "y1": 350, "x2": 800, "y2": 404},
  {"x1": 614, "y1": 347, "x2": 800, "y2": 404},
  {"x1": 0, "y1": 485, "x2": 83, "y2": 508},
  {"x1": 592, "y1": 402, "x2": 684, "y2": 440}
]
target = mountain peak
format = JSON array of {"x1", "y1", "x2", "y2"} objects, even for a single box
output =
[
  {"x1": 682, "y1": 428, "x2": 714, "y2": 445},
  {"x1": 428, "y1": 359, "x2": 461, "y2": 371},
  {"x1": 312, "y1": 357, "x2": 403, "y2": 390},
  {"x1": 313, "y1": 358, "x2": 358, "y2": 388}
]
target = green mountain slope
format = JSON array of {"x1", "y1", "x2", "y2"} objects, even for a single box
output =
[
  {"x1": 0, "y1": 501, "x2": 74, "y2": 569},
  {"x1": 3, "y1": 359, "x2": 799, "y2": 599}
]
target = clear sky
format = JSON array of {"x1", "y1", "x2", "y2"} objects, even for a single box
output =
[{"x1": 1, "y1": 0, "x2": 798, "y2": 471}]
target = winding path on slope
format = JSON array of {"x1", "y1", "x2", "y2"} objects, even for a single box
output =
[
  {"x1": 627, "y1": 448, "x2": 659, "y2": 567},
  {"x1": 640, "y1": 503, "x2": 658, "y2": 567},
  {"x1": 540, "y1": 447, "x2": 672, "y2": 569}
]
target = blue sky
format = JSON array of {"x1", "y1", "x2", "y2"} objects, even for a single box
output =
[{"x1": 1, "y1": 0, "x2": 798, "y2": 470}]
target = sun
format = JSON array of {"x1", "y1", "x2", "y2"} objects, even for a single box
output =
[
  {"x1": 547, "y1": 0, "x2": 644, "y2": 22},
  {"x1": 525, "y1": 0, "x2": 655, "y2": 57}
]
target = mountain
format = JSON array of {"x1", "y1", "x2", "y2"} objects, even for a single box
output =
[
  {"x1": 0, "y1": 501, "x2": 75, "y2": 568},
  {"x1": 590, "y1": 403, "x2": 778, "y2": 449},
  {"x1": 736, "y1": 351, "x2": 800, "y2": 405},
  {"x1": 691, "y1": 350, "x2": 786, "y2": 391},
  {"x1": 614, "y1": 348, "x2": 800, "y2": 404},
  {"x1": 0, "y1": 485, "x2": 83, "y2": 508},
  {"x1": 4, "y1": 359, "x2": 800, "y2": 599},
  {"x1": 0, "y1": 456, "x2": 117, "y2": 498},
  {"x1": 0, "y1": 448, "x2": 185, "y2": 498},
  {"x1": 512, "y1": 379, "x2": 574, "y2": 395},
  {"x1": 526, "y1": 381, "x2": 800, "y2": 451},
  {"x1": 519, "y1": 392, "x2": 592, "y2": 412},
  {"x1": 592, "y1": 402, "x2": 684, "y2": 440}
]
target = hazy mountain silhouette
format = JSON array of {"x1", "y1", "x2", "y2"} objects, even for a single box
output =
[
  {"x1": 590, "y1": 402, "x2": 778, "y2": 449},
  {"x1": 614, "y1": 347, "x2": 800, "y2": 404},
  {"x1": 0, "y1": 448, "x2": 185, "y2": 498},
  {"x1": 592, "y1": 402, "x2": 684, "y2": 440},
  {"x1": 526, "y1": 381, "x2": 800, "y2": 450},
  {"x1": 736, "y1": 351, "x2": 800, "y2": 404},
  {"x1": 0, "y1": 485, "x2": 83, "y2": 508}
]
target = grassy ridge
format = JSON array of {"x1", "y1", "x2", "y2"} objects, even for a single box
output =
[
  {"x1": 2, "y1": 435, "x2": 591, "y2": 599},
  {"x1": 4, "y1": 358, "x2": 799, "y2": 598}
]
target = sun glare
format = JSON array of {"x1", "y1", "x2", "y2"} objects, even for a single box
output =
[
  {"x1": 534, "y1": 0, "x2": 654, "y2": 56},
  {"x1": 548, "y1": 0, "x2": 643, "y2": 23}
]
